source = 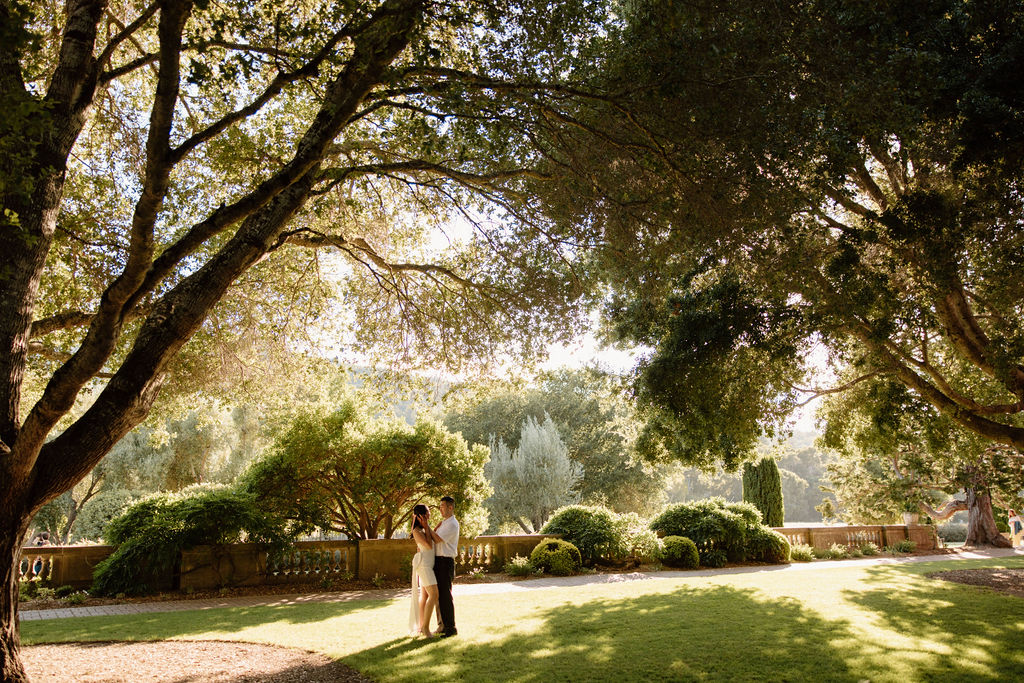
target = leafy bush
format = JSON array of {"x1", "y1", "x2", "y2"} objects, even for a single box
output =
[
  {"x1": 700, "y1": 548, "x2": 728, "y2": 568},
  {"x1": 504, "y1": 554, "x2": 534, "y2": 577},
  {"x1": 541, "y1": 505, "x2": 617, "y2": 565},
  {"x1": 859, "y1": 542, "x2": 879, "y2": 556},
  {"x1": 610, "y1": 512, "x2": 662, "y2": 562},
  {"x1": 53, "y1": 585, "x2": 75, "y2": 598},
  {"x1": 92, "y1": 484, "x2": 293, "y2": 596},
  {"x1": 790, "y1": 543, "x2": 815, "y2": 562},
  {"x1": 890, "y1": 540, "x2": 916, "y2": 553},
  {"x1": 19, "y1": 581, "x2": 39, "y2": 601},
  {"x1": 828, "y1": 543, "x2": 851, "y2": 559},
  {"x1": 660, "y1": 536, "x2": 699, "y2": 569},
  {"x1": 813, "y1": 544, "x2": 850, "y2": 559},
  {"x1": 745, "y1": 526, "x2": 791, "y2": 563},
  {"x1": 529, "y1": 538, "x2": 582, "y2": 576},
  {"x1": 64, "y1": 591, "x2": 89, "y2": 605}
]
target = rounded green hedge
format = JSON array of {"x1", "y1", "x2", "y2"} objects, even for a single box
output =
[
  {"x1": 746, "y1": 526, "x2": 791, "y2": 563},
  {"x1": 529, "y1": 538, "x2": 583, "y2": 576},
  {"x1": 660, "y1": 535, "x2": 699, "y2": 569}
]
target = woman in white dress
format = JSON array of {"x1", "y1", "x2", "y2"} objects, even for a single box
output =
[{"x1": 409, "y1": 504, "x2": 438, "y2": 637}]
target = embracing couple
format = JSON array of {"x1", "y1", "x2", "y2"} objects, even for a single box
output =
[{"x1": 409, "y1": 495, "x2": 459, "y2": 638}]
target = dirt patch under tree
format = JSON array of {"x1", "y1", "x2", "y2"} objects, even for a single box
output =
[
  {"x1": 929, "y1": 567, "x2": 1024, "y2": 598},
  {"x1": 22, "y1": 640, "x2": 373, "y2": 682}
]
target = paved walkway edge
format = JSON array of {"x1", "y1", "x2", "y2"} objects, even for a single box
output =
[{"x1": 20, "y1": 547, "x2": 1024, "y2": 622}]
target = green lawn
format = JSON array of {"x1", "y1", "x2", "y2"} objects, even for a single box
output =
[{"x1": 22, "y1": 557, "x2": 1024, "y2": 682}]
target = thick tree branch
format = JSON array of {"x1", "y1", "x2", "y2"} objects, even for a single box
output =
[
  {"x1": 29, "y1": 0, "x2": 427, "y2": 507},
  {"x1": 936, "y1": 288, "x2": 1024, "y2": 400},
  {"x1": 919, "y1": 497, "x2": 967, "y2": 522},
  {"x1": 855, "y1": 327, "x2": 1024, "y2": 450},
  {"x1": 17, "y1": 1, "x2": 194, "y2": 474},
  {"x1": 866, "y1": 139, "x2": 905, "y2": 196},
  {"x1": 792, "y1": 371, "x2": 881, "y2": 407},
  {"x1": 823, "y1": 185, "x2": 874, "y2": 218}
]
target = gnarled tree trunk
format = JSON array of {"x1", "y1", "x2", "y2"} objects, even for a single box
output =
[
  {"x1": 964, "y1": 490, "x2": 1011, "y2": 548},
  {"x1": 1, "y1": 508, "x2": 32, "y2": 682}
]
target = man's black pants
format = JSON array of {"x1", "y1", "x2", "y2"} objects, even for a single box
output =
[{"x1": 433, "y1": 555, "x2": 456, "y2": 633}]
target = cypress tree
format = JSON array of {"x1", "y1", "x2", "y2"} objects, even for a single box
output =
[{"x1": 742, "y1": 456, "x2": 784, "y2": 527}]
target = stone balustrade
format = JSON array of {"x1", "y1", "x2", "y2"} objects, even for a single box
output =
[
  {"x1": 16, "y1": 526, "x2": 936, "y2": 593},
  {"x1": 774, "y1": 524, "x2": 938, "y2": 550},
  {"x1": 17, "y1": 534, "x2": 559, "y2": 592}
]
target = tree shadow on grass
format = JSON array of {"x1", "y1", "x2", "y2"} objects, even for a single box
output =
[
  {"x1": 350, "y1": 585, "x2": 860, "y2": 682},
  {"x1": 840, "y1": 564, "x2": 1024, "y2": 681},
  {"x1": 21, "y1": 598, "x2": 392, "y2": 644}
]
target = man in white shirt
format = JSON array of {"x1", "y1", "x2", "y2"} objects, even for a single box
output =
[{"x1": 425, "y1": 495, "x2": 460, "y2": 637}]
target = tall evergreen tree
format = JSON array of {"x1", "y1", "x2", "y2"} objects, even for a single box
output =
[{"x1": 742, "y1": 457, "x2": 784, "y2": 527}]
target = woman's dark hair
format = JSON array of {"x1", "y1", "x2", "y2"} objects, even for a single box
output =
[{"x1": 412, "y1": 504, "x2": 429, "y2": 530}]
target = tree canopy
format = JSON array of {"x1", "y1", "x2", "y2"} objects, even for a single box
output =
[
  {"x1": 243, "y1": 399, "x2": 490, "y2": 539},
  {"x1": 444, "y1": 367, "x2": 666, "y2": 514},
  {"x1": 538, "y1": 0, "x2": 1024, "y2": 468}
]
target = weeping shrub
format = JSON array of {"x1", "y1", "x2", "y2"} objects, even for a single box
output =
[
  {"x1": 92, "y1": 484, "x2": 293, "y2": 596},
  {"x1": 529, "y1": 538, "x2": 582, "y2": 576}
]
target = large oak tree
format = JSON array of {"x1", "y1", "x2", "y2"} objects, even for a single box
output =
[
  {"x1": 541, "y1": 1, "x2": 1024, "y2": 470},
  {"x1": 0, "y1": 0, "x2": 607, "y2": 676}
]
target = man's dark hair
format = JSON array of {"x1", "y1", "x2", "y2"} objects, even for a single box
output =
[{"x1": 440, "y1": 495, "x2": 455, "y2": 505}]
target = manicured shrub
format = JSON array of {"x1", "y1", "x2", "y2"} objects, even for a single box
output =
[
  {"x1": 92, "y1": 484, "x2": 293, "y2": 596},
  {"x1": 541, "y1": 505, "x2": 617, "y2": 565},
  {"x1": 650, "y1": 498, "x2": 749, "y2": 561},
  {"x1": 859, "y1": 542, "x2": 879, "y2": 556},
  {"x1": 529, "y1": 538, "x2": 582, "y2": 576},
  {"x1": 746, "y1": 526, "x2": 791, "y2": 563},
  {"x1": 53, "y1": 585, "x2": 75, "y2": 598},
  {"x1": 790, "y1": 543, "x2": 815, "y2": 562},
  {"x1": 700, "y1": 548, "x2": 728, "y2": 568},
  {"x1": 660, "y1": 536, "x2": 700, "y2": 569},
  {"x1": 742, "y1": 456, "x2": 784, "y2": 527}
]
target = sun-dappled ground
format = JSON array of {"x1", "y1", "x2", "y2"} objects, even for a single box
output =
[
  {"x1": 23, "y1": 640, "x2": 370, "y2": 682},
  {"x1": 21, "y1": 556, "x2": 1024, "y2": 682}
]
